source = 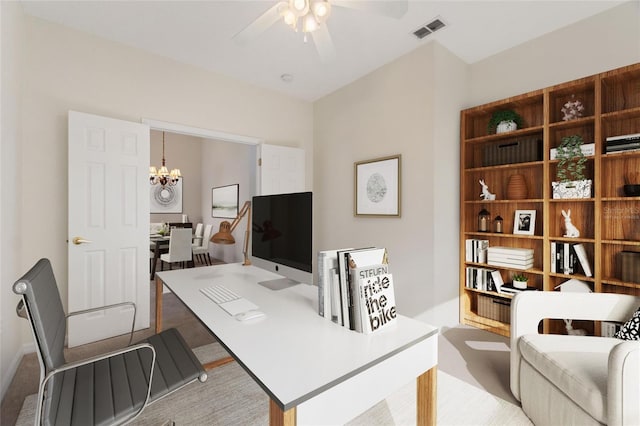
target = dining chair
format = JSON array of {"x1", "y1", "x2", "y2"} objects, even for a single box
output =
[
  {"x1": 160, "y1": 228, "x2": 193, "y2": 270},
  {"x1": 192, "y1": 223, "x2": 203, "y2": 246},
  {"x1": 13, "y1": 258, "x2": 207, "y2": 426},
  {"x1": 192, "y1": 224, "x2": 213, "y2": 266}
]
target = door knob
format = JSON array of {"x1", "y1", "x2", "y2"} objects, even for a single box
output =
[{"x1": 72, "y1": 237, "x2": 92, "y2": 245}]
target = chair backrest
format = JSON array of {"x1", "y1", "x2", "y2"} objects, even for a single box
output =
[
  {"x1": 168, "y1": 228, "x2": 193, "y2": 262},
  {"x1": 194, "y1": 223, "x2": 203, "y2": 238},
  {"x1": 13, "y1": 258, "x2": 67, "y2": 423},
  {"x1": 201, "y1": 224, "x2": 213, "y2": 249}
]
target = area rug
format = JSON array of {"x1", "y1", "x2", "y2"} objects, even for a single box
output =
[{"x1": 16, "y1": 343, "x2": 532, "y2": 425}]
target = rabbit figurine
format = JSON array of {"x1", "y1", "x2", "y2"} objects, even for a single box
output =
[
  {"x1": 562, "y1": 209, "x2": 580, "y2": 238},
  {"x1": 479, "y1": 179, "x2": 496, "y2": 200}
]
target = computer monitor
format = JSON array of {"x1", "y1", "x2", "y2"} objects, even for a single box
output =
[{"x1": 251, "y1": 191, "x2": 312, "y2": 289}]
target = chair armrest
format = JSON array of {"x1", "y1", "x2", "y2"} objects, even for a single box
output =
[
  {"x1": 608, "y1": 341, "x2": 640, "y2": 426},
  {"x1": 67, "y1": 301, "x2": 137, "y2": 345},
  {"x1": 36, "y1": 343, "x2": 155, "y2": 426},
  {"x1": 510, "y1": 292, "x2": 640, "y2": 401}
]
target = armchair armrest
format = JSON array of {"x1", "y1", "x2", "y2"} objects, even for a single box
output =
[
  {"x1": 36, "y1": 342, "x2": 155, "y2": 426},
  {"x1": 510, "y1": 292, "x2": 640, "y2": 401},
  {"x1": 67, "y1": 301, "x2": 137, "y2": 345},
  {"x1": 608, "y1": 341, "x2": 640, "y2": 426}
]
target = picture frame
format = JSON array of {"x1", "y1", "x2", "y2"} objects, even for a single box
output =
[
  {"x1": 212, "y1": 184, "x2": 239, "y2": 218},
  {"x1": 150, "y1": 179, "x2": 183, "y2": 214},
  {"x1": 513, "y1": 209, "x2": 536, "y2": 235},
  {"x1": 354, "y1": 155, "x2": 401, "y2": 217}
]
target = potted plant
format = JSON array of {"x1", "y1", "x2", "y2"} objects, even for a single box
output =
[
  {"x1": 512, "y1": 273, "x2": 529, "y2": 290},
  {"x1": 488, "y1": 109, "x2": 523, "y2": 134},
  {"x1": 552, "y1": 134, "x2": 592, "y2": 199}
]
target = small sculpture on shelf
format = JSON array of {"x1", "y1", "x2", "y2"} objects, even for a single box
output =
[
  {"x1": 562, "y1": 209, "x2": 580, "y2": 238},
  {"x1": 561, "y1": 95, "x2": 585, "y2": 121},
  {"x1": 479, "y1": 179, "x2": 496, "y2": 200}
]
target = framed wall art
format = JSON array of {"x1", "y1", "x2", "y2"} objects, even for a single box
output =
[
  {"x1": 513, "y1": 209, "x2": 536, "y2": 235},
  {"x1": 212, "y1": 184, "x2": 239, "y2": 218},
  {"x1": 354, "y1": 155, "x2": 401, "y2": 217},
  {"x1": 150, "y1": 179, "x2": 183, "y2": 214}
]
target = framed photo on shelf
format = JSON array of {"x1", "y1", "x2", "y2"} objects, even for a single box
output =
[
  {"x1": 354, "y1": 155, "x2": 401, "y2": 217},
  {"x1": 211, "y1": 184, "x2": 239, "y2": 218},
  {"x1": 513, "y1": 209, "x2": 536, "y2": 235}
]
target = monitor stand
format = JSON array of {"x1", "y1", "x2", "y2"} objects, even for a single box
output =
[{"x1": 258, "y1": 277, "x2": 301, "y2": 291}]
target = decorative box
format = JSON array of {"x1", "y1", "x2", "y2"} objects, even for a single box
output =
[{"x1": 478, "y1": 294, "x2": 511, "y2": 324}]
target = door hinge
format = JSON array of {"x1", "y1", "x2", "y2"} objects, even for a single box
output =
[{"x1": 258, "y1": 158, "x2": 262, "y2": 166}]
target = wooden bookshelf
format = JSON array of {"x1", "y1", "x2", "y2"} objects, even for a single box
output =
[{"x1": 460, "y1": 63, "x2": 640, "y2": 337}]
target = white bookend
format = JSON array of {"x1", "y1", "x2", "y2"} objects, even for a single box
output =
[
  {"x1": 358, "y1": 272, "x2": 397, "y2": 334},
  {"x1": 573, "y1": 243, "x2": 593, "y2": 277}
]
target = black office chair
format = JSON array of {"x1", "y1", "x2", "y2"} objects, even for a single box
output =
[{"x1": 13, "y1": 258, "x2": 207, "y2": 425}]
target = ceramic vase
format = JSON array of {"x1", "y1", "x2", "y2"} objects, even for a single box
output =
[{"x1": 507, "y1": 174, "x2": 528, "y2": 200}]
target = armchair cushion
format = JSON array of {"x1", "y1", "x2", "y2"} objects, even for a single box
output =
[
  {"x1": 614, "y1": 307, "x2": 640, "y2": 340},
  {"x1": 519, "y1": 334, "x2": 620, "y2": 423}
]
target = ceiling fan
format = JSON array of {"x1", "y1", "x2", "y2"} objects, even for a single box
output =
[{"x1": 233, "y1": 0, "x2": 409, "y2": 62}]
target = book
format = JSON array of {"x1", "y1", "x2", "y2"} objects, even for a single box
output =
[
  {"x1": 486, "y1": 259, "x2": 533, "y2": 270},
  {"x1": 499, "y1": 283, "x2": 538, "y2": 293},
  {"x1": 337, "y1": 247, "x2": 374, "y2": 329},
  {"x1": 358, "y1": 272, "x2": 397, "y2": 334},
  {"x1": 572, "y1": 243, "x2": 592, "y2": 277},
  {"x1": 487, "y1": 246, "x2": 534, "y2": 257},
  {"x1": 466, "y1": 239, "x2": 488, "y2": 263},
  {"x1": 606, "y1": 132, "x2": 640, "y2": 143},
  {"x1": 550, "y1": 143, "x2": 595, "y2": 160},
  {"x1": 487, "y1": 253, "x2": 534, "y2": 263},
  {"x1": 490, "y1": 270, "x2": 504, "y2": 292},
  {"x1": 347, "y1": 248, "x2": 389, "y2": 332},
  {"x1": 317, "y1": 248, "x2": 353, "y2": 321}
]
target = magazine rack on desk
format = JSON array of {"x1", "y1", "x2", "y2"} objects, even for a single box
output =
[{"x1": 155, "y1": 263, "x2": 438, "y2": 426}]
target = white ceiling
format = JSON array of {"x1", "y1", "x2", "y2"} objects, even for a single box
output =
[{"x1": 20, "y1": 1, "x2": 624, "y2": 102}]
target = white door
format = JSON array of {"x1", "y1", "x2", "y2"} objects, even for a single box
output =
[
  {"x1": 258, "y1": 144, "x2": 305, "y2": 195},
  {"x1": 68, "y1": 111, "x2": 150, "y2": 347}
]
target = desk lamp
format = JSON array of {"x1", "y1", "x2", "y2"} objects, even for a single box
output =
[{"x1": 211, "y1": 201, "x2": 252, "y2": 266}]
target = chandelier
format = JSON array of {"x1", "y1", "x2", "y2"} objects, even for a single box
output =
[
  {"x1": 279, "y1": 0, "x2": 331, "y2": 40},
  {"x1": 149, "y1": 132, "x2": 181, "y2": 187}
]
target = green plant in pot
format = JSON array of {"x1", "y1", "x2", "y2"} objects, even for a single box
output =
[
  {"x1": 552, "y1": 134, "x2": 592, "y2": 199},
  {"x1": 512, "y1": 273, "x2": 529, "y2": 290},
  {"x1": 488, "y1": 109, "x2": 523, "y2": 134}
]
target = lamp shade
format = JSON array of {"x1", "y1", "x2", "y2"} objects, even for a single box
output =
[{"x1": 211, "y1": 221, "x2": 235, "y2": 244}]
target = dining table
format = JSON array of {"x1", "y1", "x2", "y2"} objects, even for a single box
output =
[{"x1": 150, "y1": 234, "x2": 170, "y2": 280}]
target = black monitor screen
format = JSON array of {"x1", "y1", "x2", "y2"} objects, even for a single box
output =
[{"x1": 251, "y1": 192, "x2": 312, "y2": 273}]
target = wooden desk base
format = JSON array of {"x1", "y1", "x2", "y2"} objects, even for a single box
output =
[{"x1": 155, "y1": 276, "x2": 234, "y2": 371}]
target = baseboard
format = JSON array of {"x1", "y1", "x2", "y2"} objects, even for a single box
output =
[{"x1": 0, "y1": 341, "x2": 36, "y2": 400}]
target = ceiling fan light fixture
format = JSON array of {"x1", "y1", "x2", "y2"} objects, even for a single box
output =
[
  {"x1": 290, "y1": 0, "x2": 309, "y2": 15},
  {"x1": 302, "y1": 13, "x2": 319, "y2": 33},
  {"x1": 311, "y1": 0, "x2": 331, "y2": 22}
]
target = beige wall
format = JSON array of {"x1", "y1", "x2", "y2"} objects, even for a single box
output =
[
  {"x1": 150, "y1": 131, "x2": 204, "y2": 224},
  {"x1": 314, "y1": 42, "x2": 468, "y2": 325},
  {"x1": 1, "y1": 1, "x2": 26, "y2": 397},
  {"x1": 468, "y1": 1, "x2": 640, "y2": 107}
]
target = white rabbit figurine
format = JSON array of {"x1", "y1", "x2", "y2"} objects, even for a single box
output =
[
  {"x1": 562, "y1": 209, "x2": 580, "y2": 238},
  {"x1": 479, "y1": 179, "x2": 496, "y2": 200}
]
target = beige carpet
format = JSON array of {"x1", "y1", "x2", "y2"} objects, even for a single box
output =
[{"x1": 16, "y1": 343, "x2": 532, "y2": 426}]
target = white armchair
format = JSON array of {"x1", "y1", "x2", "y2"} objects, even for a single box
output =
[{"x1": 510, "y1": 291, "x2": 640, "y2": 426}]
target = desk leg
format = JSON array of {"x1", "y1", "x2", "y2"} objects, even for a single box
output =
[
  {"x1": 155, "y1": 276, "x2": 163, "y2": 333},
  {"x1": 269, "y1": 400, "x2": 296, "y2": 426},
  {"x1": 417, "y1": 365, "x2": 437, "y2": 426}
]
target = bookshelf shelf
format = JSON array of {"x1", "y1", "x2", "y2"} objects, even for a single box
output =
[{"x1": 460, "y1": 63, "x2": 640, "y2": 337}]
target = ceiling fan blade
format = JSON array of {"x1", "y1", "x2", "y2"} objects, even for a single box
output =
[
  {"x1": 331, "y1": 0, "x2": 408, "y2": 19},
  {"x1": 233, "y1": 1, "x2": 286, "y2": 44},
  {"x1": 311, "y1": 25, "x2": 336, "y2": 63}
]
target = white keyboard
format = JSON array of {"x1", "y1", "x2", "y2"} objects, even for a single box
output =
[
  {"x1": 200, "y1": 285, "x2": 261, "y2": 317},
  {"x1": 201, "y1": 285, "x2": 240, "y2": 304}
]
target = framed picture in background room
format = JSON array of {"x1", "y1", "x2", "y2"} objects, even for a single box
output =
[
  {"x1": 354, "y1": 155, "x2": 401, "y2": 217},
  {"x1": 212, "y1": 184, "x2": 239, "y2": 218}
]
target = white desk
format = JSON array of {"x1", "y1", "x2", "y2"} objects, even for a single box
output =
[{"x1": 155, "y1": 263, "x2": 438, "y2": 426}]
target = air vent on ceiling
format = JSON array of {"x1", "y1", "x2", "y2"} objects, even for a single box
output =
[{"x1": 412, "y1": 16, "x2": 447, "y2": 40}]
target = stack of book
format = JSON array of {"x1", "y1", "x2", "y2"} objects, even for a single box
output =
[
  {"x1": 605, "y1": 133, "x2": 640, "y2": 153},
  {"x1": 465, "y1": 267, "x2": 502, "y2": 292},
  {"x1": 551, "y1": 242, "x2": 592, "y2": 276},
  {"x1": 317, "y1": 247, "x2": 397, "y2": 334},
  {"x1": 487, "y1": 246, "x2": 534, "y2": 270},
  {"x1": 465, "y1": 239, "x2": 489, "y2": 263}
]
